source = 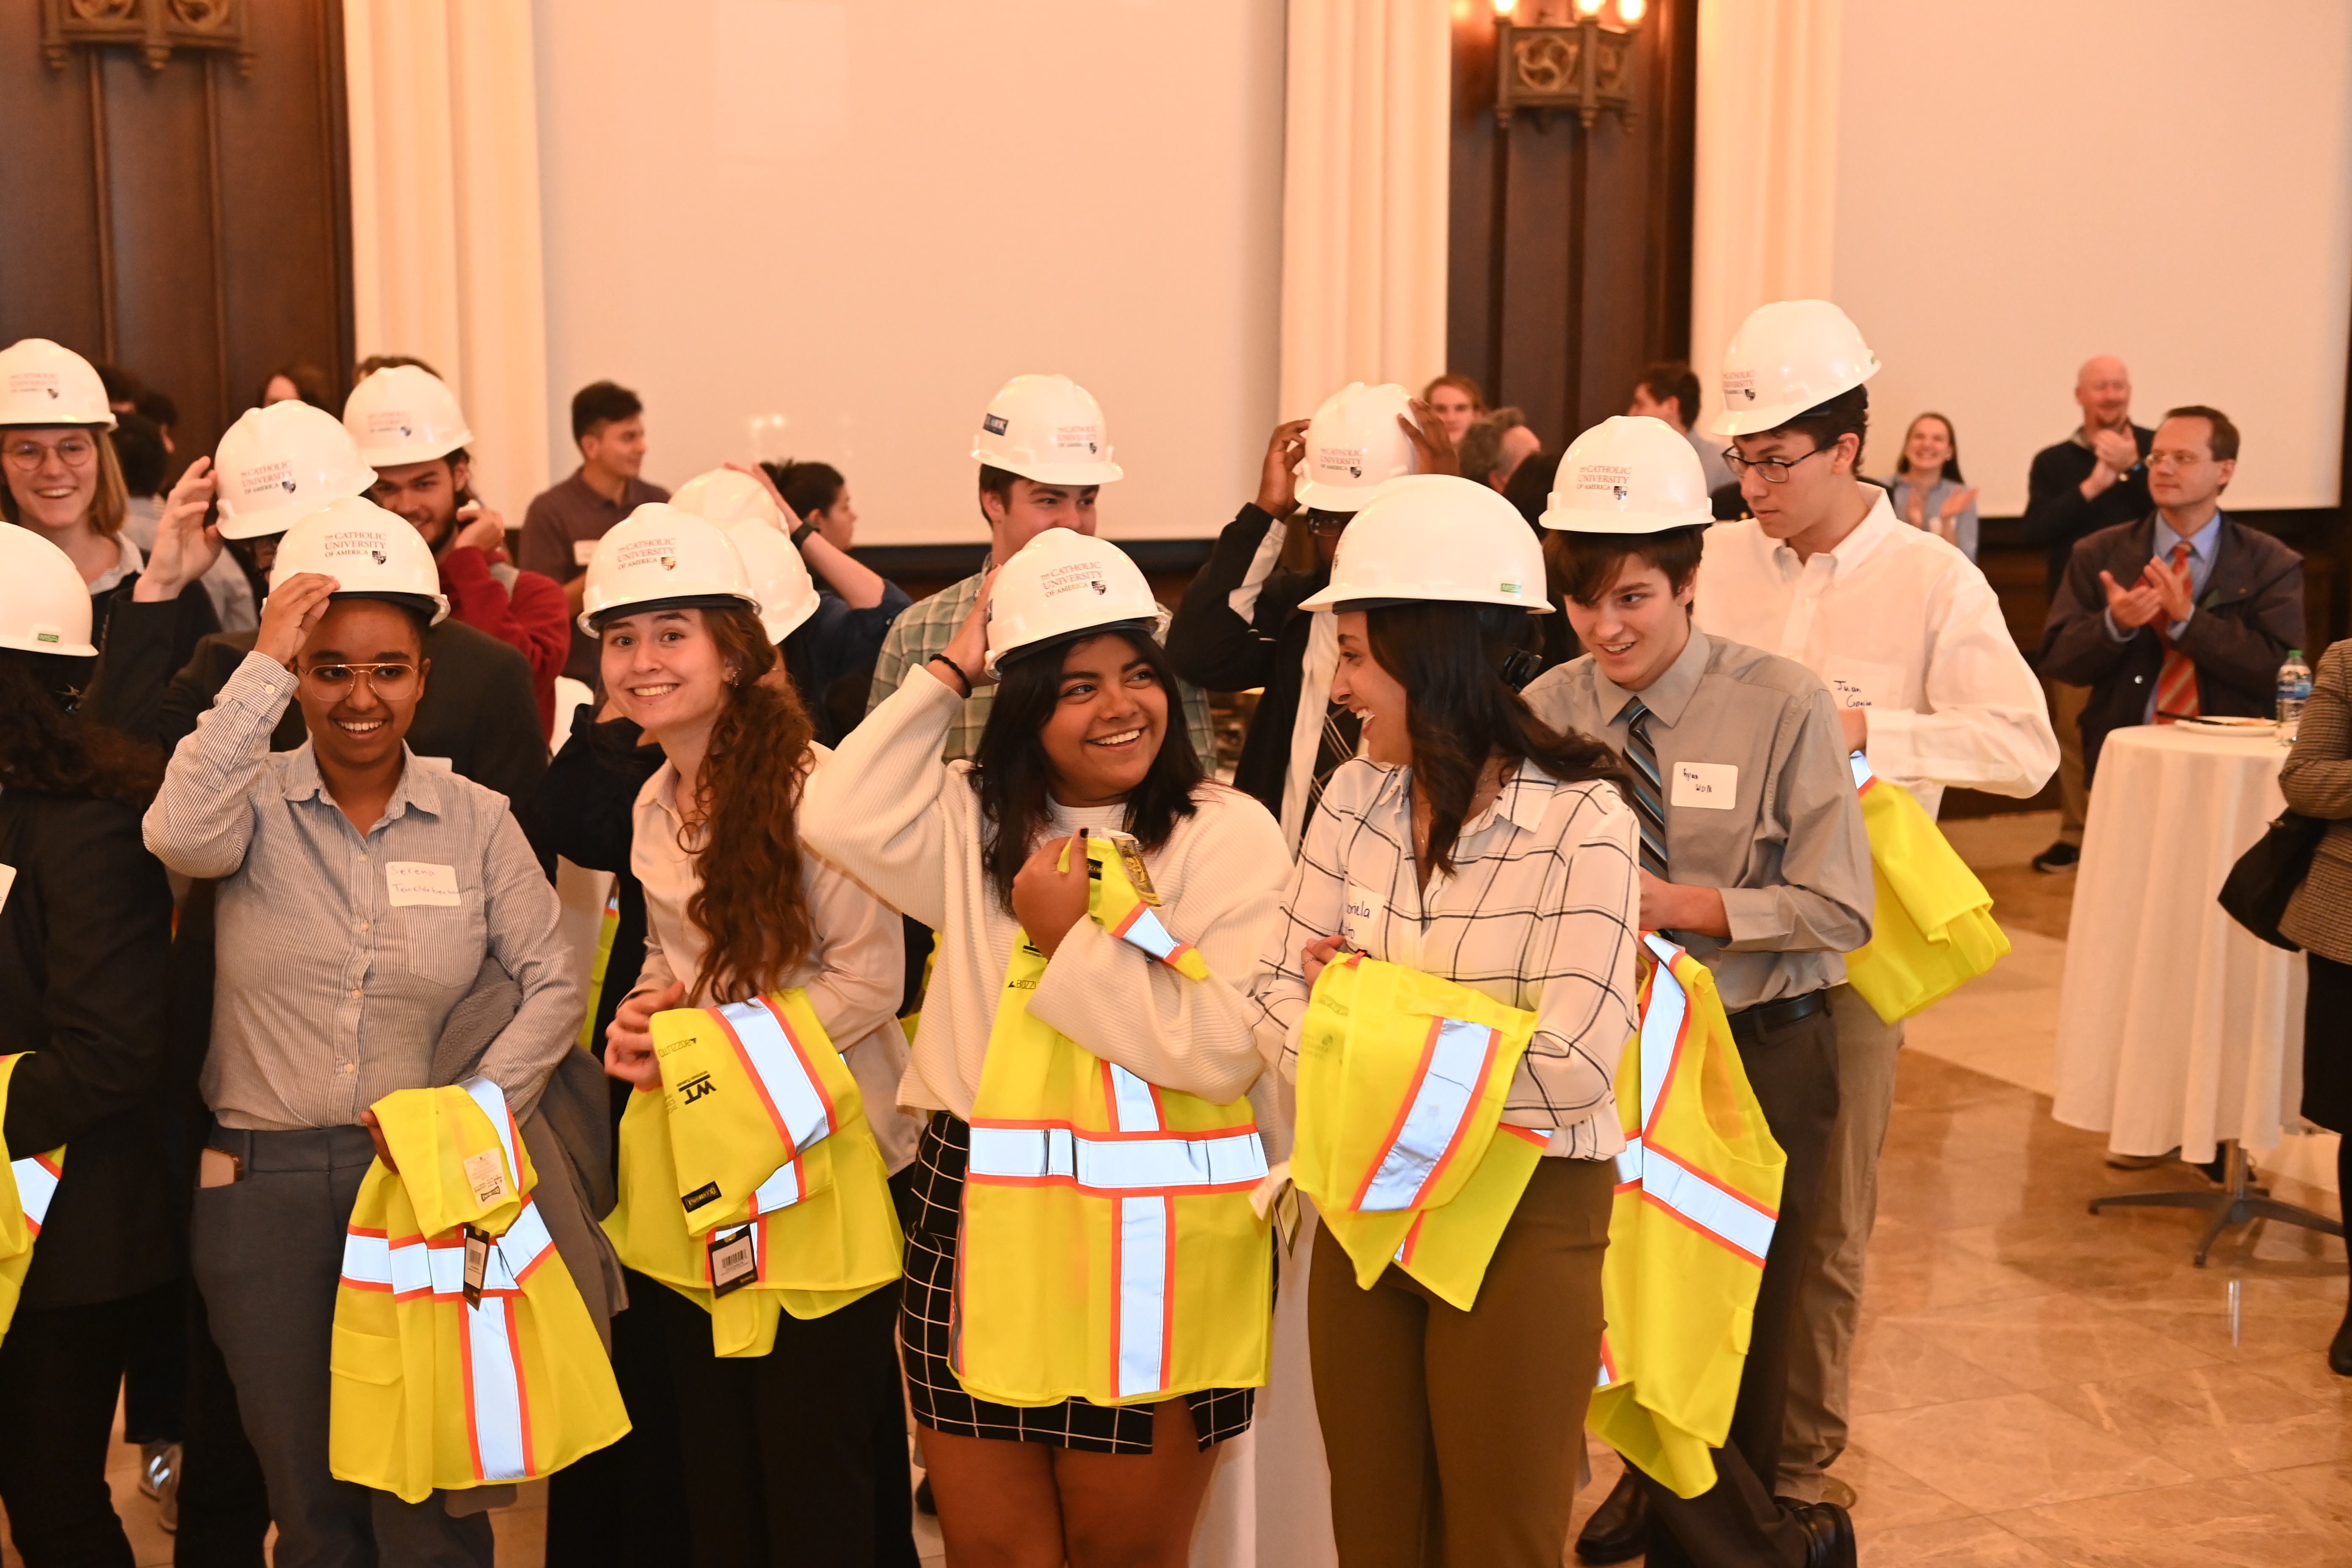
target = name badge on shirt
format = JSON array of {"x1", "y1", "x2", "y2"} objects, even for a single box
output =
[
  {"x1": 1342, "y1": 882, "x2": 1383, "y2": 943},
  {"x1": 0, "y1": 863, "x2": 14, "y2": 914},
  {"x1": 1821, "y1": 656, "x2": 1905, "y2": 712},
  {"x1": 572, "y1": 539, "x2": 598, "y2": 566},
  {"x1": 385, "y1": 861, "x2": 462, "y2": 908},
  {"x1": 1670, "y1": 761, "x2": 1738, "y2": 810}
]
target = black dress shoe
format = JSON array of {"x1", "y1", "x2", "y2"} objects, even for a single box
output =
[
  {"x1": 2032, "y1": 841, "x2": 2080, "y2": 872},
  {"x1": 1575, "y1": 1469, "x2": 1650, "y2": 1564},
  {"x1": 914, "y1": 1475, "x2": 936, "y2": 1516},
  {"x1": 1793, "y1": 1499, "x2": 1857, "y2": 1568},
  {"x1": 2329, "y1": 1306, "x2": 2352, "y2": 1377}
]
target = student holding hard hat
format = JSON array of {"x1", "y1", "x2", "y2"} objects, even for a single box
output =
[
  {"x1": 1695, "y1": 302, "x2": 2054, "y2": 1516},
  {"x1": 1523, "y1": 415, "x2": 1870, "y2": 1568},
  {"x1": 581, "y1": 504, "x2": 918, "y2": 1566},
  {"x1": 806, "y1": 525, "x2": 1288, "y2": 1568},
  {"x1": 0, "y1": 527, "x2": 177, "y2": 1565},
  {"x1": 1240, "y1": 474, "x2": 1640, "y2": 1568}
]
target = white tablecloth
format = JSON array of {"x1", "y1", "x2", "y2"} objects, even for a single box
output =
[{"x1": 2053, "y1": 724, "x2": 2306, "y2": 1161}]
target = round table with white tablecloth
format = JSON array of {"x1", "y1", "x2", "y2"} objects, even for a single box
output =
[{"x1": 2053, "y1": 722, "x2": 2307, "y2": 1162}]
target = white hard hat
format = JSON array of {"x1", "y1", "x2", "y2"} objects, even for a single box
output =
[
  {"x1": 970, "y1": 373, "x2": 1124, "y2": 486},
  {"x1": 0, "y1": 527, "x2": 99, "y2": 657},
  {"x1": 0, "y1": 338, "x2": 115, "y2": 429},
  {"x1": 577, "y1": 502, "x2": 760, "y2": 635},
  {"x1": 269, "y1": 496, "x2": 451, "y2": 625},
  {"x1": 213, "y1": 401, "x2": 379, "y2": 541},
  {"x1": 1710, "y1": 299, "x2": 1880, "y2": 437},
  {"x1": 1298, "y1": 475, "x2": 1551, "y2": 615},
  {"x1": 1542, "y1": 416, "x2": 1715, "y2": 534},
  {"x1": 984, "y1": 526, "x2": 1164, "y2": 675},
  {"x1": 670, "y1": 467, "x2": 784, "y2": 532},
  {"x1": 1295, "y1": 382, "x2": 1420, "y2": 513},
  {"x1": 727, "y1": 521, "x2": 820, "y2": 644},
  {"x1": 342, "y1": 364, "x2": 474, "y2": 466}
]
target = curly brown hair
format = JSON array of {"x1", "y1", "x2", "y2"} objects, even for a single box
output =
[
  {"x1": 675, "y1": 606, "x2": 820, "y2": 1003},
  {"x1": 0, "y1": 651, "x2": 164, "y2": 803}
]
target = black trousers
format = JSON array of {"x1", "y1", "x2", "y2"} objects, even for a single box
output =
[
  {"x1": 173, "y1": 1284, "x2": 272, "y2": 1568},
  {"x1": 1643, "y1": 1003, "x2": 1842, "y2": 1568},
  {"x1": 0, "y1": 1290, "x2": 155, "y2": 1568},
  {"x1": 542, "y1": 1269, "x2": 694, "y2": 1565}
]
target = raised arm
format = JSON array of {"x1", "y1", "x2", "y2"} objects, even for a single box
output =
[{"x1": 803, "y1": 673, "x2": 966, "y2": 932}]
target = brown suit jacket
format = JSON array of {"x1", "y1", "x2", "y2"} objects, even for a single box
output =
[{"x1": 2281, "y1": 641, "x2": 2352, "y2": 963}]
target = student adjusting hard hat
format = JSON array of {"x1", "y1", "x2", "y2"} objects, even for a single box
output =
[
  {"x1": 670, "y1": 467, "x2": 784, "y2": 532},
  {"x1": 1542, "y1": 416, "x2": 1716, "y2": 534},
  {"x1": 214, "y1": 401, "x2": 380, "y2": 541},
  {"x1": 984, "y1": 526, "x2": 1162, "y2": 675},
  {"x1": 0, "y1": 338, "x2": 116, "y2": 429},
  {"x1": 1295, "y1": 382, "x2": 1420, "y2": 513},
  {"x1": 725, "y1": 521, "x2": 821, "y2": 644},
  {"x1": 0, "y1": 527, "x2": 100, "y2": 656},
  {"x1": 970, "y1": 374, "x2": 1124, "y2": 486},
  {"x1": 577, "y1": 503, "x2": 760, "y2": 634},
  {"x1": 1298, "y1": 475, "x2": 1551, "y2": 614},
  {"x1": 268, "y1": 497, "x2": 451, "y2": 624},
  {"x1": 342, "y1": 365, "x2": 474, "y2": 467},
  {"x1": 1710, "y1": 299, "x2": 1879, "y2": 438}
]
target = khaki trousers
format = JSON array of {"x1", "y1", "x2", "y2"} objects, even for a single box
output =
[
  {"x1": 2050, "y1": 680, "x2": 2091, "y2": 842},
  {"x1": 1310, "y1": 1154, "x2": 1614, "y2": 1568},
  {"x1": 1775, "y1": 985, "x2": 1903, "y2": 1501}
]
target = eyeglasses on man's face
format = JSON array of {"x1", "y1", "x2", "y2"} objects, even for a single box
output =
[
  {"x1": 300, "y1": 662, "x2": 420, "y2": 697},
  {"x1": 1722, "y1": 445, "x2": 1834, "y2": 485},
  {"x1": 3, "y1": 436, "x2": 98, "y2": 473}
]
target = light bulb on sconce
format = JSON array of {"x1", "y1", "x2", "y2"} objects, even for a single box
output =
[
  {"x1": 1576, "y1": 0, "x2": 1604, "y2": 14},
  {"x1": 1617, "y1": 0, "x2": 1644, "y2": 19},
  {"x1": 1492, "y1": 0, "x2": 1515, "y2": 14}
]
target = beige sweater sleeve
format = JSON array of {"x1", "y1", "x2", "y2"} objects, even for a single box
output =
[{"x1": 801, "y1": 669, "x2": 964, "y2": 932}]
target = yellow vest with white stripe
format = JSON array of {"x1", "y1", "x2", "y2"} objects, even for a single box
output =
[
  {"x1": 1588, "y1": 935, "x2": 1785, "y2": 1499},
  {"x1": 1293, "y1": 955, "x2": 1550, "y2": 1312},
  {"x1": 331, "y1": 1078, "x2": 630, "y2": 1504},
  {"x1": 603, "y1": 992, "x2": 903, "y2": 1357},
  {"x1": 1841, "y1": 755, "x2": 2011, "y2": 1024},
  {"x1": 576, "y1": 886, "x2": 622, "y2": 1051},
  {"x1": 0, "y1": 1054, "x2": 64, "y2": 1347},
  {"x1": 954, "y1": 836, "x2": 1272, "y2": 1408}
]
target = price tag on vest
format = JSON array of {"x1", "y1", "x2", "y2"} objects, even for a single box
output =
[
  {"x1": 462, "y1": 1226, "x2": 490, "y2": 1308},
  {"x1": 707, "y1": 1225, "x2": 757, "y2": 1296},
  {"x1": 1669, "y1": 762, "x2": 1738, "y2": 810},
  {"x1": 386, "y1": 861, "x2": 461, "y2": 907},
  {"x1": 463, "y1": 1148, "x2": 509, "y2": 1207}
]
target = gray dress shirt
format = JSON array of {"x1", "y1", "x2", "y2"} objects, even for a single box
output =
[
  {"x1": 1522, "y1": 629, "x2": 1874, "y2": 1011},
  {"x1": 144, "y1": 651, "x2": 580, "y2": 1130}
]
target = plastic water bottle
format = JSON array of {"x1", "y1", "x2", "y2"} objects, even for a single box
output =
[{"x1": 2277, "y1": 650, "x2": 2312, "y2": 746}]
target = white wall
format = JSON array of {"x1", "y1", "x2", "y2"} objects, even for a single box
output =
[
  {"x1": 1831, "y1": 1, "x2": 2352, "y2": 514},
  {"x1": 532, "y1": 0, "x2": 1285, "y2": 547}
]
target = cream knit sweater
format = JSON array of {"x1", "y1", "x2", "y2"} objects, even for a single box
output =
[{"x1": 802, "y1": 671, "x2": 1290, "y2": 1120}]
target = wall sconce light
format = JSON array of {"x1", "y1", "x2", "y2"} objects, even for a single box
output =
[{"x1": 1494, "y1": 0, "x2": 1643, "y2": 130}]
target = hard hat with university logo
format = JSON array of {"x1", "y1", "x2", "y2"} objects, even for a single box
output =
[
  {"x1": 1710, "y1": 299, "x2": 1879, "y2": 437},
  {"x1": 0, "y1": 338, "x2": 115, "y2": 429},
  {"x1": 577, "y1": 502, "x2": 760, "y2": 634},
  {"x1": 725, "y1": 520, "x2": 821, "y2": 644},
  {"x1": 0, "y1": 526, "x2": 99, "y2": 657},
  {"x1": 984, "y1": 526, "x2": 1163, "y2": 674},
  {"x1": 670, "y1": 467, "x2": 784, "y2": 533},
  {"x1": 1298, "y1": 474, "x2": 1551, "y2": 614},
  {"x1": 1295, "y1": 382, "x2": 1420, "y2": 513},
  {"x1": 213, "y1": 400, "x2": 379, "y2": 541},
  {"x1": 970, "y1": 373, "x2": 1124, "y2": 486},
  {"x1": 342, "y1": 364, "x2": 474, "y2": 466},
  {"x1": 268, "y1": 496, "x2": 451, "y2": 624},
  {"x1": 1542, "y1": 416, "x2": 1715, "y2": 534}
]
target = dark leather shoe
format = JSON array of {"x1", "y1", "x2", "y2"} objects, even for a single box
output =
[
  {"x1": 2329, "y1": 1306, "x2": 2352, "y2": 1377},
  {"x1": 1793, "y1": 1499, "x2": 1857, "y2": 1568},
  {"x1": 1575, "y1": 1469, "x2": 1650, "y2": 1564}
]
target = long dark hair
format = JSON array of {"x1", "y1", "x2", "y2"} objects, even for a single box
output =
[
  {"x1": 0, "y1": 651, "x2": 163, "y2": 803},
  {"x1": 971, "y1": 628, "x2": 1203, "y2": 909},
  {"x1": 1899, "y1": 412, "x2": 1964, "y2": 485},
  {"x1": 1364, "y1": 601, "x2": 1626, "y2": 876},
  {"x1": 678, "y1": 605, "x2": 819, "y2": 1002}
]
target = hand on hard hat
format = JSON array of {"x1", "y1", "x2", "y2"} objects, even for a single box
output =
[
  {"x1": 257, "y1": 572, "x2": 341, "y2": 670},
  {"x1": 722, "y1": 462, "x2": 795, "y2": 527},
  {"x1": 132, "y1": 458, "x2": 225, "y2": 604},
  {"x1": 1402, "y1": 399, "x2": 1460, "y2": 479},
  {"x1": 450, "y1": 500, "x2": 505, "y2": 556},
  {"x1": 1254, "y1": 418, "x2": 1314, "y2": 518},
  {"x1": 935, "y1": 569, "x2": 1000, "y2": 696},
  {"x1": 1295, "y1": 384, "x2": 1423, "y2": 512}
]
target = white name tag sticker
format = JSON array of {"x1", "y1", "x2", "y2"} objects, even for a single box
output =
[
  {"x1": 1342, "y1": 882, "x2": 1383, "y2": 938},
  {"x1": 1821, "y1": 656, "x2": 1905, "y2": 712},
  {"x1": 572, "y1": 538, "x2": 598, "y2": 566},
  {"x1": 0, "y1": 864, "x2": 14, "y2": 914},
  {"x1": 1670, "y1": 761, "x2": 1739, "y2": 810},
  {"x1": 385, "y1": 861, "x2": 462, "y2": 907}
]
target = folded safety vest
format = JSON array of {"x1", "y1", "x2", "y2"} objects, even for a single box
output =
[
  {"x1": 332, "y1": 1078, "x2": 629, "y2": 1503},
  {"x1": 1294, "y1": 955, "x2": 1549, "y2": 1311},
  {"x1": 0, "y1": 1054, "x2": 64, "y2": 1348},
  {"x1": 956, "y1": 834, "x2": 1271, "y2": 1408},
  {"x1": 1589, "y1": 935, "x2": 1785, "y2": 1499},
  {"x1": 576, "y1": 885, "x2": 622, "y2": 1051},
  {"x1": 603, "y1": 991, "x2": 903, "y2": 1357},
  {"x1": 1841, "y1": 755, "x2": 2011, "y2": 1024}
]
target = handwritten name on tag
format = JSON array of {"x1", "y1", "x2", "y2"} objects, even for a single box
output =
[
  {"x1": 385, "y1": 861, "x2": 461, "y2": 907},
  {"x1": 1670, "y1": 761, "x2": 1738, "y2": 810},
  {"x1": 1342, "y1": 882, "x2": 1384, "y2": 939}
]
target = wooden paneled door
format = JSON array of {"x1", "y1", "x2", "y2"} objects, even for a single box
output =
[
  {"x1": 0, "y1": 0, "x2": 353, "y2": 474},
  {"x1": 1446, "y1": 0, "x2": 1697, "y2": 449}
]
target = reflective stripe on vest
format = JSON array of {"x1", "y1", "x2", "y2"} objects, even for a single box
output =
[
  {"x1": 11, "y1": 1154, "x2": 60, "y2": 1234},
  {"x1": 1850, "y1": 751, "x2": 1875, "y2": 791},
  {"x1": 1594, "y1": 1329, "x2": 1620, "y2": 1389},
  {"x1": 713, "y1": 997, "x2": 836, "y2": 1161},
  {"x1": 1350, "y1": 1015, "x2": 1502, "y2": 1213},
  {"x1": 1108, "y1": 901, "x2": 1198, "y2": 971}
]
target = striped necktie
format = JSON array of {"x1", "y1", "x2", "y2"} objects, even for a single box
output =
[
  {"x1": 1623, "y1": 699, "x2": 1669, "y2": 877},
  {"x1": 2153, "y1": 541, "x2": 2200, "y2": 724}
]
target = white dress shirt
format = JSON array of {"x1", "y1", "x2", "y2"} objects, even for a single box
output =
[{"x1": 1696, "y1": 486, "x2": 2057, "y2": 817}]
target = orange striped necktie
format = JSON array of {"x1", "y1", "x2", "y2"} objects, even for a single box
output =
[{"x1": 2153, "y1": 541, "x2": 2199, "y2": 724}]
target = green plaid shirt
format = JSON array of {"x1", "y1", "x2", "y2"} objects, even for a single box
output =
[{"x1": 867, "y1": 567, "x2": 1219, "y2": 765}]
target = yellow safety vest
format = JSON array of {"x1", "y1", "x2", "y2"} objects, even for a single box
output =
[
  {"x1": 1841, "y1": 756, "x2": 2011, "y2": 1024},
  {"x1": 1588, "y1": 935, "x2": 1785, "y2": 1499},
  {"x1": 1293, "y1": 954, "x2": 1550, "y2": 1312},
  {"x1": 0, "y1": 1054, "x2": 65, "y2": 1347},
  {"x1": 603, "y1": 992, "x2": 903, "y2": 1357},
  {"x1": 576, "y1": 886, "x2": 622, "y2": 1051},
  {"x1": 332, "y1": 1078, "x2": 630, "y2": 1503},
  {"x1": 954, "y1": 836, "x2": 1272, "y2": 1408}
]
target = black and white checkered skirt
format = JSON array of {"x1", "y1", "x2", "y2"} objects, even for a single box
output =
[{"x1": 900, "y1": 1112, "x2": 1256, "y2": 1454}]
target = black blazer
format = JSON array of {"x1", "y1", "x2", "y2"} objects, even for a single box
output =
[
  {"x1": 0, "y1": 789, "x2": 178, "y2": 1307},
  {"x1": 2039, "y1": 512, "x2": 2305, "y2": 779}
]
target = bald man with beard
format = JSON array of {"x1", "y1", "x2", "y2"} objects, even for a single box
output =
[{"x1": 2020, "y1": 355, "x2": 2153, "y2": 874}]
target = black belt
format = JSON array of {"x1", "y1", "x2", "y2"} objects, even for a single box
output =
[{"x1": 1725, "y1": 988, "x2": 1828, "y2": 1046}]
